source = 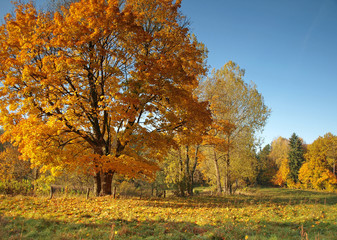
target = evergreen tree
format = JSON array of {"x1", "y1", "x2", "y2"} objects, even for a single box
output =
[{"x1": 288, "y1": 133, "x2": 305, "y2": 183}]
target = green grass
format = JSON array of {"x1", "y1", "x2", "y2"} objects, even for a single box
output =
[{"x1": 0, "y1": 187, "x2": 336, "y2": 239}]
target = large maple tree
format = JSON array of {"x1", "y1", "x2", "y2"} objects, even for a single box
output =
[{"x1": 0, "y1": 0, "x2": 211, "y2": 195}]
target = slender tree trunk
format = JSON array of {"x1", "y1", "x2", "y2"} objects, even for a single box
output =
[
  {"x1": 225, "y1": 135, "x2": 232, "y2": 195},
  {"x1": 213, "y1": 148, "x2": 222, "y2": 194},
  {"x1": 34, "y1": 167, "x2": 39, "y2": 181},
  {"x1": 33, "y1": 167, "x2": 40, "y2": 191},
  {"x1": 86, "y1": 188, "x2": 90, "y2": 199},
  {"x1": 189, "y1": 177, "x2": 194, "y2": 196},
  {"x1": 178, "y1": 149, "x2": 185, "y2": 197},
  {"x1": 188, "y1": 145, "x2": 200, "y2": 196},
  {"x1": 94, "y1": 171, "x2": 101, "y2": 196},
  {"x1": 113, "y1": 186, "x2": 117, "y2": 199},
  {"x1": 224, "y1": 135, "x2": 231, "y2": 194},
  {"x1": 185, "y1": 145, "x2": 192, "y2": 196},
  {"x1": 224, "y1": 157, "x2": 231, "y2": 194},
  {"x1": 224, "y1": 162, "x2": 228, "y2": 194}
]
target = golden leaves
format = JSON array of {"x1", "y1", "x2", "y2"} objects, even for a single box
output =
[
  {"x1": 298, "y1": 133, "x2": 337, "y2": 190},
  {"x1": 0, "y1": 0, "x2": 209, "y2": 183}
]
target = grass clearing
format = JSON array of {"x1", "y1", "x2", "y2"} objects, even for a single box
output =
[{"x1": 0, "y1": 187, "x2": 336, "y2": 239}]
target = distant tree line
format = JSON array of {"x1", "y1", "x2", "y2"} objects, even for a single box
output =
[{"x1": 257, "y1": 133, "x2": 337, "y2": 191}]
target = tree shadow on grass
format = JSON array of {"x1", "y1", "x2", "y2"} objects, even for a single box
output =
[
  {"x1": 139, "y1": 189, "x2": 337, "y2": 210},
  {"x1": 255, "y1": 187, "x2": 337, "y2": 205},
  {"x1": 0, "y1": 214, "x2": 109, "y2": 240},
  {"x1": 1, "y1": 213, "x2": 337, "y2": 240}
]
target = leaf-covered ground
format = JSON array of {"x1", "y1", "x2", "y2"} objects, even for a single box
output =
[{"x1": 0, "y1": 188, "x2": 336, "y2": 239}]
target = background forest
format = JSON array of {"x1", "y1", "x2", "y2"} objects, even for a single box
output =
[{"x1": 1, "y1": 127, "x2": 337, "y2": 197}]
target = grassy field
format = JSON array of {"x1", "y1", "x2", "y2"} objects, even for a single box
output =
[{"x1": 0, "y1": 187, "x2": 336, "y2": 240}]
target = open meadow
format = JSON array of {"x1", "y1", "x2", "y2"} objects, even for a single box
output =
[
  {"x1": 0, "y1": 188, "x2": 336, "y2": 240},
  {"x1": 0, "y1": 0, "x2": 337, "y2": 239}
]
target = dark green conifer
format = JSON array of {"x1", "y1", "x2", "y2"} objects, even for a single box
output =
[{"x1": 288, "y1": 133, "x2": 305, "y2": 183}]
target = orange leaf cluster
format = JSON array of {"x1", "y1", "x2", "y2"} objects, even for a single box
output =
[{"x1": 0, "y1": 0, "x2": 211, "y2": 189}]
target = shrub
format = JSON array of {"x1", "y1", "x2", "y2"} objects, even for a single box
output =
[{"x1": 0, "y1": 180, "x2": 34, "y2": 195}]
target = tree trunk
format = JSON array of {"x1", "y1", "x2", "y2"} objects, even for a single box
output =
[
  {"x1": 178, "y1": 181, "x2": 185, "y2": 197},
  {"x1": 49, "y1": 186, "x2": 55, "y2": 199},
  {"x1": 113, "y1": 186, "x2": 117, "y2": 199},
  {"x1": 188, "y1": 178, "x2": 194, "y2": 196},
  {"x1": 94, "y1": 172, "x2": 101, "y2": 196},
  {"x1": 224, "y1": 142, "x2": 231, "y2": 194},
  {"x1": 102, "y1": 171, "x2": 114, "y2": 195},
  {"x1": 213, "y1": 148, "x2": 222, "y2": 194},
  {"x1": 224, "y1": 158, "x2": 232, "y2": 194},
  {"x1": 34, "y1": 167, "x2": 39, "y2": 181},
  {"x1": 86, "y1": 188, "x2": 90, "y2": 199},
  {"x1": 178, "y1": 149, "x2": 185, "y2": 197},
  {"x1": 188, "y1": 145, "x2": 200, "y2": 196},
  {"x1": 185, "y1": 146, "x2": 192, "y2": 196},
  {"x1": 33, "y1": 167, "x2": 40, "y2": 191}
]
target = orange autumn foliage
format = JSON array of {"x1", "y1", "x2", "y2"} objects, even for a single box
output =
[
  {"x1": 272, "y1": 157, "x2": 290, "y2": 187},
  {"x1": 0, "y1": 0, "x2": 211, "y2": 194}
]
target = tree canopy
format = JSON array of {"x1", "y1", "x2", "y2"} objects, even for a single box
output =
[
  {"x1": 0, "y1": 0, "x2": 211, "y2": 195},
  {"x1": 299, "y1": 133, "x2": 337, "y2": 191},
  {"x1": 200, "y1": 61, "x2": 271, "y2": 194}
]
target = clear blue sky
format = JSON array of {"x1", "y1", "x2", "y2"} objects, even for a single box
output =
[
  {"x1": 181, "y1": 0, "x2": 337, "y2": 146},
  {"x1": 1, "y1": 0, "x2": 337, "y2": 146}
]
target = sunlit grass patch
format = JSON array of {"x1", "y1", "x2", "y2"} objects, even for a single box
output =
[{"x1": 0, "y1": 187, "x2": 336, "y2": 239}]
